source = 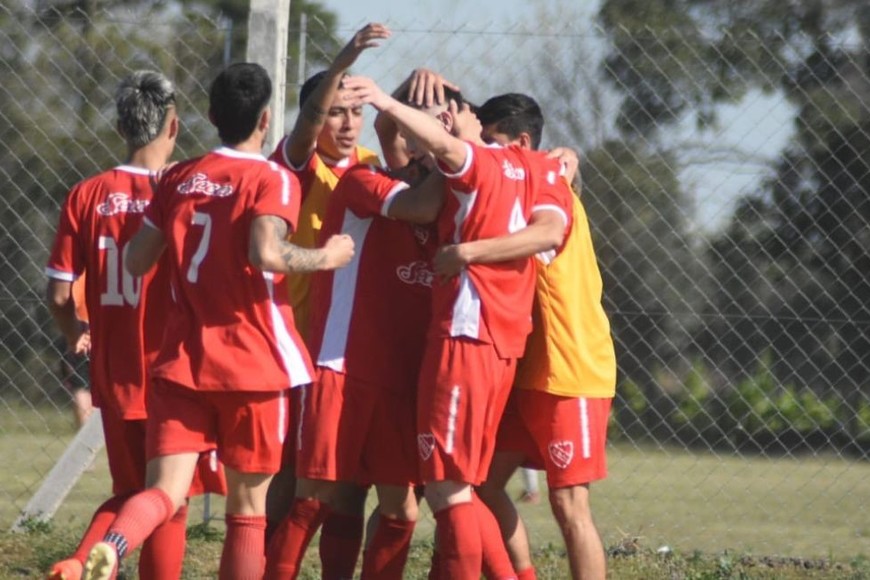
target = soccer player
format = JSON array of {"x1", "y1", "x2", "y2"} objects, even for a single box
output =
[
  {"x1": 265, "y1": 24, "x2": 389, "y2": 575},
  {"x1": 45, "y1": 70, "x2": 225, "y2": 580},
  {"x1": 80, "y1": 62, "x2": 354, "y2": 580},
  {"x1": 434, "y1": 93, "x2": 616, "y2": 580},
  {"x1": 265, "y1": 156, "x2": 443, "y2": 580},
  {"x1": 343, "y1": 75, "x2": 568, "y2": 577}
]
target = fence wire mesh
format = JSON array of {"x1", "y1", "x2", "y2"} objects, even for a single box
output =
[{"x1": 1, "y1": 0, "x2": 868, "y2": 564}]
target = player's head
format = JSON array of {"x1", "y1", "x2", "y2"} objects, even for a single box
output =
[
  {"x1": 114, "y1": 70, "x2": 177, "y2": 149},
  {"x1": 477, "y1": 92, "x2": 544, "y2": 150},
  {"x1": 209, "y1": 62, "x2": 272, "y2": 145},
  {"x1": 300, "y1": 70, "x2": 363, "y2": 160},
  {"x1": 398, "y1": 84, "x2": 469, "y2": 168}
]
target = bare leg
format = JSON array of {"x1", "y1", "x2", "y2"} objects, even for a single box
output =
[
  {"x1": 476, "y1": 451, "x2": 531, "y2": 572},
  {"x1": 549, "y1": 484, "x2": 605, "y2": 580}
]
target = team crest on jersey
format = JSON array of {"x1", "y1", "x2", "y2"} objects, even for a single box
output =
[
  {"x1": 502, "y1": 159, "x2": 526, "y2": 181},
  {"x1": 413, "y1": 226, "x2": 430, "y2": 246},
  {"x1": 417, "y1": 433, "x2": 435, "y2": 460},
  {"x1": 548, "y1": 440, "x2": 574, "y2": 469},
  {"x1": 397, "y1": 261, "x2": 434, "y2": 287},
  {"x1": 96, "y1": 193, "x2": 149, "y2": 216},
  {"x1": 177, "y1": 173, "x2": 234, "y2": 197}
]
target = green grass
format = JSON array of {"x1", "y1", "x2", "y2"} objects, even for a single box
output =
[{"x1": 1, "y1": 405, "x2": 869, "y2": 578}]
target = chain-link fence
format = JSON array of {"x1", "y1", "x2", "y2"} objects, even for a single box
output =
[{"x1": 2, "y1": 0, "x2": 869, "y2": 563}]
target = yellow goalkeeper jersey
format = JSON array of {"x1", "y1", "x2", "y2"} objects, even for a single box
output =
[
  {"x1": 514, "y1": 194, "x2": 617, "y2": 398},
  {"x1": 286, "y1": 145, "x2": 380, "y2": 340}
]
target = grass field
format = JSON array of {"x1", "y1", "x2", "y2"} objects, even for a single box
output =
[{"x1": 1, "y1": 405, "x2": 868, "y2": 578}]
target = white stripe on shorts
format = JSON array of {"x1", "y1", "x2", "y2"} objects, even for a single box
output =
[
  {"x1": 579, "y1": 397, "x2": 591, "y2": 459},
  {"x1": 278, "y1": 390, "x2": 287, "y2": 444},
  {"x1": 445, "y1": 385, "x2": 461, "y2": 454},
  {"x1": 297, "y1": 386, "x2": 307, "y2": 452}
]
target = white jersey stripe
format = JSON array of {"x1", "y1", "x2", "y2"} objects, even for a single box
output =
[
  {"x1": 278, "y1": 390, "x2": 287, "y2": 444},
  {"x1": 264, "y1": 272, "x2": 312, "y2": 387},
  {"x1": 450, "y1": 270, "x2": 481, "y2": 338},
  {"x1": 45, "y1": 267, "x2": 76, "y2": 282},
  {"x1": 317, "y1": 210, "x2": 372, "y2": 371},
  {"x1": 579, "y1": 397, "x2": 591, "y2": 459},
  {"x1": 445, "y1": 385, "x2": 461, "y2": 454}
]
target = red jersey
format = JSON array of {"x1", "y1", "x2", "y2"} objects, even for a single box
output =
[
  {"x1": 45, "y1": 165, "x2": 171, "y2": 419},
  {"x1": 434, "y1": 143, "x2": 563, "y2": 358},
  {"x1": 145, "y1": 147, "x2": 313, "y2": 392},
  {"x1": 307, "y1": 165, "x2": 436, "y2": 390}
]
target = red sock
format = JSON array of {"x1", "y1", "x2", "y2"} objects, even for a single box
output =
[
  {"x1": 433, "y1": 503, "x2": 481, "y2": 578},
  {"x1": 265, "y1": 498, "x2": 329, "y2": 579},
  {"x1": 320, "y1": 512, "x2": 364, "y2": 579},
  {"x1": 517, "y1": 566, "x2": 537, "y2": 580},
  {"x1": 70, "y1": 495, "x2": 128, "y2": 563},
  {"x1": 104, "y1": 488, "x2": 174, "y2": 559},
  {"x1": 474, "y1": 495, "x2": 516, "y2": 579},
  {"x1": 139, "y1": 504, "x2": 188, "y2": 579},
  {"x1": 361, "y1": 515, "x2": 416, "y2": 580},
  {"x1": 220, "y1": 514, "x2": 267, "y2": 580}
]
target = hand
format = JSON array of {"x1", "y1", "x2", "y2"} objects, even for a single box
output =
[
  {"x1": 323, "y1": 234, "x2": 355, "y2": 269},
  {"x1": 72, "y1": 327, "x2": 91, "y2": 356},
  {"x1": 149, "y1": 161, "x2": 178, "y2": 190},
  {"x1": 432, "y1": 243, "x2": 470, "y2": 280},
  {"x1": 547, "y1": 147, "x2": 580, "y2": 187},
  {"x1": 449, "y1": 100, "x2": 483, "y2": 144},
  {"x1": 333, "y1": 23, "x2": 391, "y2": 71},
  {"x1": 342, "y1": 76, "x2": 392, "y2": 111},
  {"x1": 405, "y1": 69, "x2": 460, "y2": 108}
]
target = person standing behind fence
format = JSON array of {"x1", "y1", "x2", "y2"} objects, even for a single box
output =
[
  {"x1": 434, "y1": 93, "x2": 617, "y2": 580},
  {"x1": 44, "y1": 70, "x2": 226, "y2": 580},
  {"x1": 80, "y1": 62, "x2": 354, "y2": 580},
  {"x1": 266, "y1": 22, "x2": 389, "y2": 578}
]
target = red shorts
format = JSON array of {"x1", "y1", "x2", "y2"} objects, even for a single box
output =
[
  {"x1": 417, "y1": 337, "x2": 516, "y2": 486},
  {"x1": 147, "y1": 378, "x2": 289, "y2": 475},
  {"x1": 279, "y1": 388, "x2": 302, "y2": 471},
  {"x1": 101, "y1": 399, "x2": 225, "y2": 497},
  {"x1": 296, "y1": 369, "x2": 418, "y2": 486},
  {"x1": 496, "y1": 390, "x2": 611, "y2": 488},
  {"x1": 101, "y1": 404, "x2": 146, "y2": 496}
]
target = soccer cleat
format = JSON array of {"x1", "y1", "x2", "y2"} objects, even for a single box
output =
[
  {"x1": 82, "y1": 542, "x2": 117, "y2": 580},
  {"x1": 46, "y1": 558, "x2": 83, "y2": 580}
]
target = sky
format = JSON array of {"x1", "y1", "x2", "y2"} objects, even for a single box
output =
[{"x1": 312, "y1": 0, "x2": 795, "y2": 232}]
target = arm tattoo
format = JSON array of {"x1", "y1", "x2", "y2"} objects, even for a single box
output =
[
  {"x1": 280, "y1": 243, "x2": 328, "y2": 273},
  {"x1": 303, "y1": 103, "x2": 327, "y2": 124},
  {"x1": 267, "y1": 216, "x2": 329, "y2": 272}
]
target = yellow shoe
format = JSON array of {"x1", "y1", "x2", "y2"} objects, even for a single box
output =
[
  {"x1": 82, "y1": 542, "x2": 117, "y2": 580},
  {"x1": 46, "y1": 558, "x2": 83, "y2": 580}
]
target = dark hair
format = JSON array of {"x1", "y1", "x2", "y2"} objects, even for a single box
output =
[
  {"x1": 115, "y1": 70, "x2": 175, "y2": 148},
  {"x1": 299, "y1": 70, "x2": 329, "y2": 108},
  {"x1": 477, "y1": 93, "x2": 544, "y2": 150},
  {"x1": 209, "y1": 62, "x2": 272, "y2": 145}
]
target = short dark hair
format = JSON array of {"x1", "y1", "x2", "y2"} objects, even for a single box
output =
[
  {"x1": 209, "y1": 62, "x2": 272, "y2": 145},
  {"x1": 477, "y1": 93, "x2": 544, "y2": 150},
  {"x1": 299, "y1": 70, "x2": 329, "y2": 108}
]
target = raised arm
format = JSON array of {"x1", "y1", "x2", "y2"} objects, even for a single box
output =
[
  {"x1": 248, "y1": 215, "x2": 354, "y2": 273},
  {"x1": 375, "y1": 69, "x2": 460, "y2": 169},
  {"x1": 383, "y1": 169, "x2": 446, "y2": 224},
  {"x1": 432, "y1": 208, "x2": 566, "y2": 278},
  {"x1": 283, "y1": 23, "x2": 390, "y2": 166},
  {"x1": 343, "y1": 76, "x2": 470, "y2": 173}
]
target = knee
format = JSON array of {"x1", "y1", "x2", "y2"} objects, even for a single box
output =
[{"x1": 548, "y1": 486, "x2": 591, "y2": 528}]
